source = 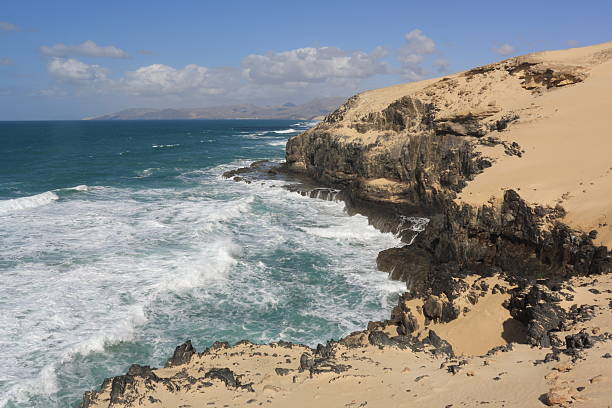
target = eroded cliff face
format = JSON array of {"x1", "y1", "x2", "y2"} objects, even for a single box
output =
[
  {"x1": 286, "y1": 51, "x2": 591, "y2": 205},
  {"x1": 285, "y1": 44, "x2": 611, "y2": 295}
]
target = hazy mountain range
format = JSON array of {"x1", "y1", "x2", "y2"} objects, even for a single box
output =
[{"x1": 85, "y1": 97, "x2": 346, "y2": 120}]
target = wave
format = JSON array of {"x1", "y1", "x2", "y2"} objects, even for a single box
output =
[
  {"x1": 0, "y1": 163, "x2": 408, "y2": 407},
  {"x1": 0, "y1": 191, "x2": 59, "y2": 215},
  {"x1": 272, "y1": 129, "x2": 298, "y2": 134},
  {"x1": 152, "y1": 144, "x2": 180, "y2": 148},
  {"x1": 240, "y1": 131, "x2": 269, "y2": 139},
  {"x1": 0, "y1": 304, "x2": 147, "y2": 407},
  {"x1": 267, "y1": 140, "x2": 287, "y2": 146},
  {"x1": 61, "y1": 185, "x2": 88, "y2": 192},
  {"x1": 136, "y1": 168, "x2": 158, "y2": 178},
  {"x1": 397, "y1": 216, "x2": 430, "y2": 245},
  {"x1": 292, "y1": 121, "x2": 318, "y2": 128},
  {"x1": 0, "y1": 185, "x2": 91, "y2": 216},
  {"x1": 0, "y1": 183, "x2": 253, "y2": 406}
]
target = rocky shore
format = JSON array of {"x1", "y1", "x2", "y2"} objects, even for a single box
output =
[{"x1": 81, "y1": 42, "x2": 612, "y2": 407}]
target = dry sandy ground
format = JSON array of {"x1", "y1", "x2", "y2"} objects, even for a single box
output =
[
  {"x1": 459, "y1": 44, "x2": 612, "y2": 247},
  {"x1": 84, "y1": 275, "x2": 612, "y2": 408}
]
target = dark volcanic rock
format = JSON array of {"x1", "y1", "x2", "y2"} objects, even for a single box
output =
[
  {"x1": 165, "y1": 340, "x2": 196, "y2": 367},
  {"x1": 507, "y1": 285, "x2": 566, "y2": 347},
  {"x1": 376, "y1": 246, "x2": 432, "y2": 286},
  {"x1": 424, "y1": 330, "x2": 454, "y2": 357},
  {"x1": 204, "y1": 368, "x2": 254, "y2": 392},
  {"x1": 565, "y1": 333, "x2": 593, "y2": 350},
  {"x1": 298, "y1": 342, "x2": 351, "y2": 376}
]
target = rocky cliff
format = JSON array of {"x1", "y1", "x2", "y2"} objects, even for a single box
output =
[{"x1": 286, "y1": 43, "x2": 612, "y2": 300}]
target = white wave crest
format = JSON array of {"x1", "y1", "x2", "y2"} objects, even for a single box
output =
[
  {"x1": 61, "y1": 185, "x2": 89, "y2": 192},
  {"x1": 152, "y1": 144, "x2": 180, "y2": 148},
  {"x1": 0, "y1": 191, "x2": 59, "y2": 215},
  {"x1": 136, "y1": 168, "x2": 157, "y2": 178},
  {"x1": 267, "y1": 140, "x2": 287, "y2": 146},
  {"x1": 272, "y1": 129, "x2": 297, "y2": 134}
]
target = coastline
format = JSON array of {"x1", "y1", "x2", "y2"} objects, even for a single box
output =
[{"x1": 80, "y1": 42, "x2": 611, "y2": 407}]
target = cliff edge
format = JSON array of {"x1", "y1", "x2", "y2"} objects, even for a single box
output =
[
  {"x1": 287, "y1": 42, "x2": 612, "y2": 246},
  {"x1": 80, "y1": 42, "x2": 612, "y2": 408}
]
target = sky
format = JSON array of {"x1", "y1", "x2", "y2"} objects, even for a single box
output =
[{"x1": 1, "y1": 0, "x2": 610, "y2": 120}]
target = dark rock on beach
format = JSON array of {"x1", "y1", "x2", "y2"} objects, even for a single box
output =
[{"x1": 165, "y1": 340, "x2": 196, "y2": 367}]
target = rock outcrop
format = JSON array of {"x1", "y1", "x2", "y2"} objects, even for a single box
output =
[{"x1": 285, "y1": 44, "x2": 611, "y2": 300}]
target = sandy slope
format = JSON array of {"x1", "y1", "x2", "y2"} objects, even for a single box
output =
[
  {"x1": 83, "y1": 275, "x2": 612, "y2": 408},
  {"x1": 459, "y1": 45, "x2": 612, "y2": 246}
]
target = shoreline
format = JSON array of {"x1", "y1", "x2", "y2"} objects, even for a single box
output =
[{"x1": 79, "y1": 42, "x2": 611, "y2": 407}]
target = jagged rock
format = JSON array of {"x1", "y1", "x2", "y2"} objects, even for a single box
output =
[
  {"x1": 565, "y1": 333, "x2": 593, "y2": 350},
  {"x1": 165, "y1": 340, "x2": 196, "y2": 367},
  {"x1": 425, "y1": 330, "x2": 454, "y2": 357},
  {"x1": 296, "y1": 342, "x2": 351, "y2": 376},
  {"x1": 275, "y1": 368, "x2": 292, "y2": 376},
  {"x1": 423, "y1": 295, "x2": 444, "y2": 321},
  {"x1": 204, "y1": 368, "x2": 254, "y2": 392},
  {"x1": 507, "y1": 284, "x2": 566, "y2": 347},
  {"x1": 376, "y1": 246, "x2": 432, "y2": 292},
  {"x1": 299, "y1": 353, "x2": 313, "y2": 371},
  {"x1": 400, "y1": 310, "x2": 419, "y2": 335},
  {"x1": 222, "y1": 160, "x2": 276, "y2": 179}
]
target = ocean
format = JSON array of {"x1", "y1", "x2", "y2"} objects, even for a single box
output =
[{"x1": 0, "y1": 120, "x2": 410, "y2": 407}]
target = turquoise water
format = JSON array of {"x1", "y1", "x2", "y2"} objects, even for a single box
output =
[{"x1": 0, "y1": 120, "x2": 407, "y2": 407}]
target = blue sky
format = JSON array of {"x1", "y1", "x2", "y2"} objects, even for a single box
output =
[{"x1": 1, "y1": 0, "x2": 610, "y2": 120}]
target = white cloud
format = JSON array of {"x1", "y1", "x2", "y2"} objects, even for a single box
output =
[
  {"x1": 40, "y1": 40, "x2": 129, "y2": 58},
  {"x1": 242, "y1": 46, "x2": 388, "y2": 84},
  {"x1": 0, "y1": 57, "x2": 14, "y2": 66},
  {"x1": 119, "y1": 64, "x2": 240, "y2": 96},
  {"x1": 397, "y1": 29, "x2": 436, "y2": 80},
  {"x1": 47, "y1": 58, "x2": 108, "y2": 82},
  {"x1": 40, "y1": 33, "x2": 448, "y2": 103},
  {"x1": 0, "y1": 22, "x2": 19, "y2": 31},
  {"x1": 492, "y1": 43, "x2": 516, "y2": 56},
  {"x1": 400, "y1": 29, "x2": 436, "y2": 56}
]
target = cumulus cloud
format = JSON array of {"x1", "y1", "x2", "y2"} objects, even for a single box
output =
[
  {"x1": 47, "y1": 58, "x2": 108, "y2": 82},
  {"x1": 0, "y1": 57, "x2": 14, "y2": 66},
  {"x1": 0, "y1": 22, "x2": 20, "y2": 31},
  {"x1": 397, "y1": 29, "x2": 436, "y2": 80},
  {"x1": 119, "y1": 64, "x2": 240, "y2": 96},
  {"x1": 242, "y1": 46, "x2": 388, "y2": 85},
  {"x1": 492, "y1": 43, "x2": 516, "y2": 56},
  {"x1": 40, "y1": 40, "x2": 129, "y2": 58},
  {"x1": 40, "y1": 33, "x2": 448, "y2": 102}
]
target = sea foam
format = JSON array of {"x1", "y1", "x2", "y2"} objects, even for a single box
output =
[{"x1": 0, "y1": 191, "x2": 59, "y2": 215}]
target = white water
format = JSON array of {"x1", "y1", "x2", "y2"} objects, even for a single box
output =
[
  {"x1": 0, "y1": 162, "x2": 425, "y2": 407},
  {"x1": 266, "y1": 140, "x2": 288, "y2": 146},
  {"x1": 0, "y1": 186, "x2": 89, "y2": 215}
]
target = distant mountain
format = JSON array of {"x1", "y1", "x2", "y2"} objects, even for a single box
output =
[{"x1": 86, "y1": 97, "x2": 347, "y2": 121}]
